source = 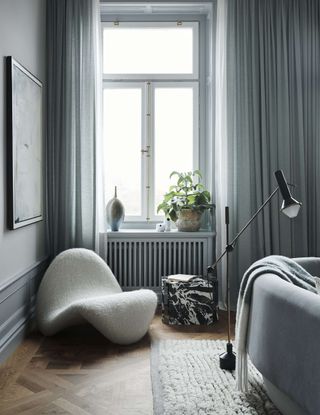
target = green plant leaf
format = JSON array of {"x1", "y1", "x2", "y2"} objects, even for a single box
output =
[
  {"x1": 193, "y1": 169, "x2": 202, "y2": 178},
  {"x1": 164, "y1": 192, "x2": 175, "y2": 202},
  {"x1": 203, "y1": 190, "x2": 211, "y2": 201},
  {"x1": 187, "y1": 195, "x2": 196, "y2": 204},
  {"x1": 177, "y1": 177, "x2": 185, "y2": 187},
  {"x1": 169, "y1": 171, "x2": 180, "y2": 179},
  {"x1": 195, "y1": 194, "x2": 204, "y2": 204},
  {"x1": 169, "y1": 209, "x2": 178, "y2": 222},
  {"x1": 157, "y1": 202, "x2": 168, "y2": 213}
]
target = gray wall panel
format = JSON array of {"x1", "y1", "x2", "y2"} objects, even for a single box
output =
[{"x1": 0, "y1": 258, "x2": 48, "y2": 363}]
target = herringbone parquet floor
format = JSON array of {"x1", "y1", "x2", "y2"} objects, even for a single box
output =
[{"x1": 0, "y1": 311, "x2": 234, "y2": 415}]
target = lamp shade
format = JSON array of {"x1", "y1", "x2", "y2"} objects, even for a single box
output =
[
  {"x1": 275, "y1": 170, "x2": 302, "y2": 218},
  {"x1": 280, "y1": 198, "x2": 301, "y2": 218}
]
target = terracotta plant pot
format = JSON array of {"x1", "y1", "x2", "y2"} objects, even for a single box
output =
[{"x1": 176, "y1": 209, "x2": 203, "y2": 232}]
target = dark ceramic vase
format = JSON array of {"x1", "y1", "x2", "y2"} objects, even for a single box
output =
[{"x1": 106, "y1": 186, "x2": 125, "y2": 231}]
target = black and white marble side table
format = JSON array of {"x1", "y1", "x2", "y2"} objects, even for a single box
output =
[{"x1": 161, "y1": 276, "x2": 218, "y2": 325}]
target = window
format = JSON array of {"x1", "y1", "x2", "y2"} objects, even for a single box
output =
[
  {"x1": 102, "y1": 21, "x2": 200, "y2": 222},
  {"x1": 103, "y1": 23, "x2": 196, "y2": 75}
]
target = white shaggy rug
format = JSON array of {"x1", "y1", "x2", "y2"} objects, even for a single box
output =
[{"x1": 151, "y1": 340, "x2": 281, "y2": 415}]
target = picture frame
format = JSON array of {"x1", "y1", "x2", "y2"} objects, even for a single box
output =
[{"x1": 6, "y1": 56, "x2": 43, "y2": 229}]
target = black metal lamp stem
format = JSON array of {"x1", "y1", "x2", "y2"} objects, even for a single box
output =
[
  {"x1": 225, "y1": 207, "x2": 231, "y2": 344},
  {"x1": 219, "y1": 207, "x2": 236, "y2": 370}
]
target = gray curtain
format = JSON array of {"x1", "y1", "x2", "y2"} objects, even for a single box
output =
[
  {"x1": 47, "y1": 0, "x2": 99, "y2": 256},
  {"x1": 223, "y1": 0, "x2": 320, "y2": 306}
]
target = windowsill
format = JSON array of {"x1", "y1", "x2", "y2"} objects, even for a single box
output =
[
  {"x1": 105, "y1": 218, "x2": 214, "y2": 231},
  {"x1": 101, "y1": 229, "x2": 215, "y2": 237}
]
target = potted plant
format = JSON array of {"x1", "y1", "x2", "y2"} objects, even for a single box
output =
[{"x1": 157, "y1": 170, "x2": 214, "y2": 232}]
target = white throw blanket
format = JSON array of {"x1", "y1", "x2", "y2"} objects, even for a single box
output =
[{"x1": 235, "y1": 255, "x2": 317, "y2": 391}]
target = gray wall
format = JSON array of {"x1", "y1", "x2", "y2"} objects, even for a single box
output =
[
  {"x1": 0, "y1": 0, "x2": 47, "y2": 362},
  {"x1": 0, "y1": 0, "x2": 47, "y2": 286}
]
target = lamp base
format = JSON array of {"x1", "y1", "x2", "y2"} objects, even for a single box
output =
[{"x1": 219, "y1": 342, "x2": 236, "y2": 371}]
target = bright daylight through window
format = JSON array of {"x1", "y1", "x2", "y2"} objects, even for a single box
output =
[{"x1": 103, "y1": 21, "x2": 199, "y2": 221}]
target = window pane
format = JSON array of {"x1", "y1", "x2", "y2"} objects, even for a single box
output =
[
  {"x1": 104, "y1": 88, "x2": 142, "y2": 216},
  {"x1": 154, "y1": 87, "x2": 194, "y2": 215},
  {"x1": 103, "y1": 25, "x2": 194, "y2": 74}
]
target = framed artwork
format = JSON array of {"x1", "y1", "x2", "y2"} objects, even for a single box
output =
[{"x1": 6, "y1": 56, "x2": 43, "y2": 229}]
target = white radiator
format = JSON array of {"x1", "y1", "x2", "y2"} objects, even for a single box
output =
[{"x1": 100, "y1": 232, "x2": 214, "y2": 293}]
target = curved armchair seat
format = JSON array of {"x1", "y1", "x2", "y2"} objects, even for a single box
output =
[{"x1": 36, "y1": 248, "x2": 157, "y2": 345}]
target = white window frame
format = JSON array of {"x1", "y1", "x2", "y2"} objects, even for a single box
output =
[
  {"x1": 101, "y1": 6, "x2": 214, "y2": 228},
  {"x1": 103, "y1": 82, "x2": 146, "y2": 221},
  {"x1": 102, "y1": 21, "x2": 199, "y2": 81},
  {"x1": 103, "y1": 81, "x2": 199, "y2": 222},
  {"x1": 149, "y1": 81, "x2": 199, "y2": 220}
]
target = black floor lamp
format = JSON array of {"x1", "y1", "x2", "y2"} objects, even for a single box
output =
[{"x1": 208, "y1": 170, "x2": 302, "y2": 371}]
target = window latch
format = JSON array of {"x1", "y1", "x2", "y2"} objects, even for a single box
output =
[{"x1": 141, "y1": 146, "x2": 150, "y2": 157}]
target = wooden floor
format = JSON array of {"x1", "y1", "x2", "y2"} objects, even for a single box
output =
[{"x1": 0, "y1": 311, "x2": 235, "y2": 415}]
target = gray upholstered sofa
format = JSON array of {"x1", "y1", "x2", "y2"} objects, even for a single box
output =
[{"x1": 247, "y1": 257, "x2": 320, "y2": 415}]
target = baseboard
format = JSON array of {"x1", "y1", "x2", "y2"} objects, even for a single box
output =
[{"x1": 0, "y1": 258, "x2": 49, "y2": 363}]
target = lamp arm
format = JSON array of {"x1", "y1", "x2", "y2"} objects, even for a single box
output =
[
  {"x1": 229, "y1": 186, "x2": 279, "y2": 249},
  {"x1": 207, "y1": 187, "x2": 279, "y2": 274}
]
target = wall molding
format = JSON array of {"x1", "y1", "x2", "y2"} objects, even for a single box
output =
[
  {"x1": 0, "y1": 257, "x2": 49, "y2": 363},
  {"x1": 0, "y1": 257, "x2": 48, "y2": 298}
]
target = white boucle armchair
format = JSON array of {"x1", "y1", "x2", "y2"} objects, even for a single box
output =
[{"x1": 36, "y1": 248, "x2": 157, "y2": 345}]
